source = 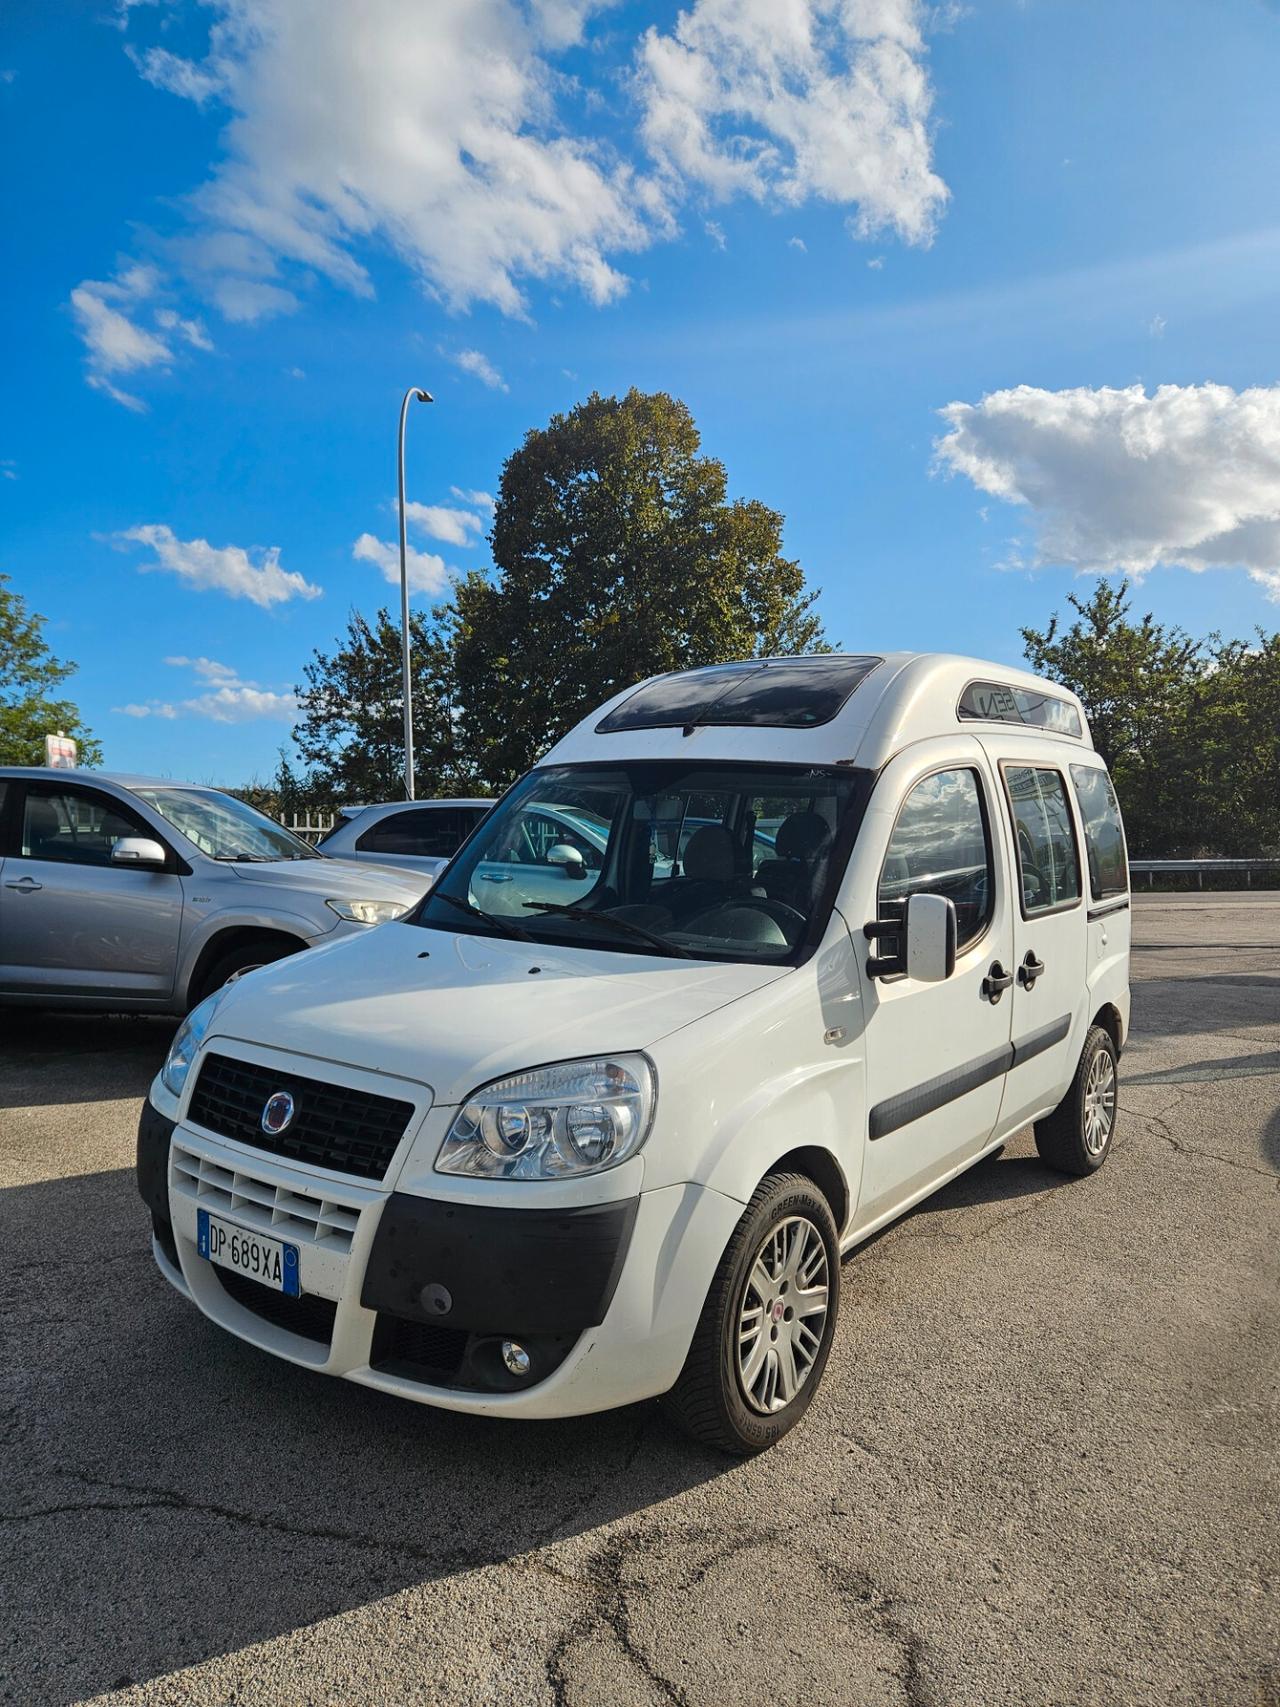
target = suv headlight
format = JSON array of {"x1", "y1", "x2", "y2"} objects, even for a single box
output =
[
  {"x1": 325, "y1": 898, "x2": 410, "y2": 925},
  {"x1": 161, "y1": 990, "x2": 224, "y2": 1099},
  {"x1": 436, "y1": 1055, "x2": 656, "y2": 1180}
]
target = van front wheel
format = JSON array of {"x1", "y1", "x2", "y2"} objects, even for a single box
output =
[
  {"x1": 662, "y1": 1172, "x2": 840, "y2": 1456},
  {"x1": 1034, "y1": 1024, "x2": 1119, "y2": 1175}
]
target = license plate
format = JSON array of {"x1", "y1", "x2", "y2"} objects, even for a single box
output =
[{"x1": 197, "y1": 1208, "x2": 300, "y2": 1296}]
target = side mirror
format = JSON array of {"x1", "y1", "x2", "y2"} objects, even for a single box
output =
[
  {"x1": 546, "y1": 842, "x2": 587, "y2": 879},
  {"x1": 904, "y1": 892, "x2": 957, "y2": 982},
  {"x1": 111, "y1": 836, "x2": 167, "y2": 869},
  {"x1": 864, "y1": 892, "x2": 957, "y2": 981}
]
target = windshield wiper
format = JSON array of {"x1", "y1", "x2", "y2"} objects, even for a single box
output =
[
  {"x1": 211, "y1": 853, "x2": 274, "y2": 862},
  {"x1": 434, "y1": 890, "x2": 536, "y2": 943},
  {"x1": 522, "y1": 902, "x2": 693, "y2": 959}
]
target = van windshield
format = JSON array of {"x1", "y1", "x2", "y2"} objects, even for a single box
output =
[{"x1": 411, "y1": 761, "x2": 868, "y2": 964}]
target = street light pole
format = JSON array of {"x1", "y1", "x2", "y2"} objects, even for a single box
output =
[{"x1": 397, "y1": 385, "x2": 434, "y2": 800}]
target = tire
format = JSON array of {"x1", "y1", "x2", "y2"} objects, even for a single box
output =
[
  {"x1": 194, "y1": 938, "x2": 300, "y2": 1007},
  {"x1": 1034, "y1": 1024, "x2": 1119, "y2": 1176},
  {"x1": 662, "y1": 1172, "x2": 840, "y2": 1456}
]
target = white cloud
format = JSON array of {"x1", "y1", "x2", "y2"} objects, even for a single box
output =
[
  {"x1": 638, "y1": 0, "x2": 947, "y2": 244},
  {"x1": 118, "y1": 656, "x2": 298, "y2": 721},
  {"x1": 866, "y1": 254, "x2": 885, "y2": 269},
  {"x1": 101, "y1": 0, "x2": 949, "y2": 356},
  {"x1": 126, "y1": 43, "x2": 229, "y2": 104},
  {"x1": 154, "y1": 307, "x2": 214, "y2": 350},
  {"x1": 403, "y1": 502, "x2": 485, "y2": 547},
  {"x1": 164, "y1": 654, "x2": 241, "y2": 683},
  {"x1": 705, "y1": 220, "x2": 727, "y2": 250},
  {"x1": 448, "y1": 347, "x2": 510, "y2": 392},
  {"x1": 787, "y1": 235, "x2": 807, "y2": 252},
  {"x1": 69, "y1": 264, "x2": 217, "y2": 407},
  {"x1": 451, "y1": 486, "x2": 495, "y2": 512},
  {"x1": 353, "y1": 532, "x2": 452, "y2": 596},
  {"x1": 126, "y1": 0, "x2": 650, "y2": 319},
  {"x1": 117, "y1": 523, "x2": 321, "y2": 606},
  {"x1": 1147, "y1": 313, "x2": 1167, "y2": 338},
  {"x1": 934, "y1": 382, "x2": 1280, "y2": 601},
  {"x1": 70, "y1": 269, "x2": 172, "y2": 411},
  {"x1": 181, "y1": 684, "x2": 298, "y2": 722},
  {"x1": 114, "y1": 701, "x2": 178, "y2": 719}
]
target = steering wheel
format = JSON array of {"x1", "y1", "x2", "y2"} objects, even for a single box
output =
[{"x1": 683, "y1": 897, "x2": 807, "y2": 942}]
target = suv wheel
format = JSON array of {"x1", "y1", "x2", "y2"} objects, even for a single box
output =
[{"x1": 195, "y1": 939, "x2": 300, "y2": 1007}]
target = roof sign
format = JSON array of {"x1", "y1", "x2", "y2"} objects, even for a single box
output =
[{"x1": 957, "y1": 681, "x2": 1083, "y2": 739}]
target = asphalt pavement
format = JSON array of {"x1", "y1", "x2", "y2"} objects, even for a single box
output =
[{"x1": 2, "y1": 893, "x2": 1277, "y2": 1706}]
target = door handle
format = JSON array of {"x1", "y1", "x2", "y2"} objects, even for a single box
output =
[
  {"x1": 1018, "y1": 950, "x2": 1045, "y2": 990},
  {"x1": 4, "y1": 877, "x2": 43, "y2": 892},
  {"x1": 982, "y1": 960, "x2": 1014, "y2": 1004},
  {"x1": 478, "y1": 873, "x2": 514, "y2": 883}
]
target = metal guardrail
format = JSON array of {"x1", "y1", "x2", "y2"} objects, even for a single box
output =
[{"x1": 1129, "y1": 858, "x2": 1280, "y2": 889}]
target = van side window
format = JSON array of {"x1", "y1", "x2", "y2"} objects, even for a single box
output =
[
  {"x1": 1004, "y1": 767, "x2": 1081, "y2": 915},
  {"x1": 877, "y1": 769, "x2": 993, "y2": 953},
  {"x1": 1069, "y1": 766, "x2": 1128, "y2": 900}
]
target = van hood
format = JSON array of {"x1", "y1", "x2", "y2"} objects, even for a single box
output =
[
  {"x1": 228, "y1": 856, "x2": 428, "y2": 906},
  {"x1": 208, "y1": 921, "x2": 786, "y2": 1106}
]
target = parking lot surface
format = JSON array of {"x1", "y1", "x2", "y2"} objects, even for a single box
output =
[{"x1": 3, "y1": 893, "x2": 1277, "y2": 1707}]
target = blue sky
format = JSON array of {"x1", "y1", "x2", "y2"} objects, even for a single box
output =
[{"x1": 5, "y1": 0, "x2": 1280, "y2": 785}]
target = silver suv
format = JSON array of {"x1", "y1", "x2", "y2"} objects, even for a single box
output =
[{"x1": 0, "y1": 769, "x2": 427, "y2": 1013}]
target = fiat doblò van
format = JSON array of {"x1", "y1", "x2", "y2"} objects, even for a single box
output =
[{"x1": 137, "y1": 653, "x2": 1130, "y2": 1454}]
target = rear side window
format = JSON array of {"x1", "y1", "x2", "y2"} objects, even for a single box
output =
[
  {"x1": 358, "y1": 808, "x2": 470, "y2": 859},
  {"x1": 1070, "y1": 767, "x2": 1128, "y2": 900},
  {"x1": 877, "y1": 768, "x2": 994, "y2": 953},
  {"x1": 1004, "y1": 767, "x2": 1081, "y2": 915}
]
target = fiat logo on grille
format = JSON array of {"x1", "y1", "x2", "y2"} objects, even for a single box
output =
[{"x1": 261, "y1": 1091, "x2": 295, "y2": 1136}]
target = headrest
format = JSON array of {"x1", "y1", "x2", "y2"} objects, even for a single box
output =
[
  {"x1": 775, "y1": 810, "x2": 831, "y2": 861},
  {"x1": 682, "y1": 824, "x2": 735, "y2": 882}
]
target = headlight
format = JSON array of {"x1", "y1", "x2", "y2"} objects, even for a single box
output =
[
  {"x1": 436, "y1": 1055, "x2": 656, "y2": 1180},
  {"x1": 161, "y1": 991, "x2": 224, "y2": 1099},
  {"x1": 325, "y1": 898, "x2": 410, "y2": 925}
]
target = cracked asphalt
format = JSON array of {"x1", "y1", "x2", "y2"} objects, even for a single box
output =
[{"x1": 2, "y1": 893, "x2": 1277, "y2": 1707}]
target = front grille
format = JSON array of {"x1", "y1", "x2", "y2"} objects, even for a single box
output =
[
  {"x1": 370, "y1": 1312, "x2": 469, "y2": 1384},
  {"x1": 187, "y1": 1052, "x2": 414, "y2": 1181},
  {"x1": 214, "y1": 1266, "x2": 338, "y2": 1345},
  {"x1": 170, "y1": 1145, "x2": 359, "y2": 1253}
]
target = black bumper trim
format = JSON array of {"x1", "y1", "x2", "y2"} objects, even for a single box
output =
[
  {"x1": 136, "y1": 1101, "x2": 176, "y2": 1222},
  {"x1": 362, "y1": 1193, "x2": 640, "y2": 1336}
]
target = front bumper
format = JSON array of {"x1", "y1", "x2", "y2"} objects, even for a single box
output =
[{"x1": 137, "y1": 1097, "x2": 743, "y2": 1418}]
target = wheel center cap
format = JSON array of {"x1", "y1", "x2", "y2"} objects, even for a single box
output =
[{"x1": 771, "y1": 1300, "x2": 786, "y2": 1323}]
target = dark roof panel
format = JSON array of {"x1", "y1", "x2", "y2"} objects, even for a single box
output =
[{"x1": 596, "y1": 655, "x2": 882, "y2": 734}]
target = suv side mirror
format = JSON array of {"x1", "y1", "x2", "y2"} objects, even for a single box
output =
[
  {"x1": 864, "y1": 892, "x2": 957, "y2": 981},
  {"x1": 546, "y1": 842, "x2": 588, "y2": 879},
  {"x1": 111, "y1": 836, "x2": 167, "y2": 869},
  {"x1": 904, "y1": 892, "x2": 956, "y2": 982}
]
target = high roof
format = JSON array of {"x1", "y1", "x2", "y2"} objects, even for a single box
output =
[{"x1": 542, "y1": 652, "x2": 1093, "y2": 771}]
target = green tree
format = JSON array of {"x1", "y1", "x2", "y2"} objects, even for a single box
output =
[
  {"x1": 0, "y1": 572, "x2": 102, "y2": 767},
  {"x1": 1021, "y1": 579, "x2": 1280, "y2": 856},
  {"x1": 289, "y1": 607, "x2": 474, "y2": 802},
  {"x1": 448, "y1": 389, "x2": 828, "y2": 783}
]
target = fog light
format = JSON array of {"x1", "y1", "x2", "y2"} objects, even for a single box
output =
[{"x1": 501, "y1": 1339, "x2": 531, "y2": 1377}]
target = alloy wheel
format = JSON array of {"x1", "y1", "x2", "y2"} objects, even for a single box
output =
[
  {"x1": 1083, "y1": 1049, "x2": 1116, "y2": 1156},
  {"x1": 735, "y1": 1215, "x2": 830, "y2": 1414}
]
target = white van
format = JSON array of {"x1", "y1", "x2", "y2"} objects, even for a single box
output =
[{"x1": 138, "y1": 653, "x2": 1130, "y2": 1454}]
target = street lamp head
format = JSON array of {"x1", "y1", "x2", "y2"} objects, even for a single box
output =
[{"x1": 416, "y1": 389, "x2": 434, "y2": 404}]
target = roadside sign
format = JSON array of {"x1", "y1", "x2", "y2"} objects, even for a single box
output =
[{"x1": 44, "y1": 733, "x2": 78, "y2": 769}]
